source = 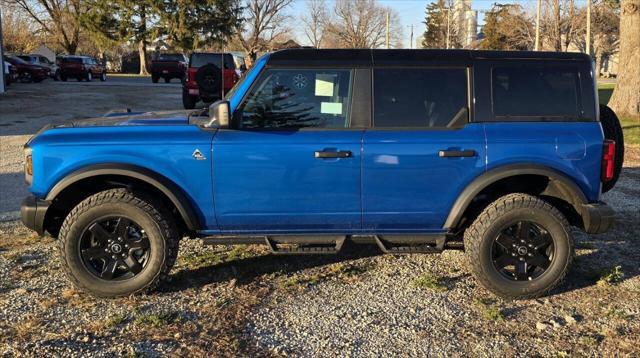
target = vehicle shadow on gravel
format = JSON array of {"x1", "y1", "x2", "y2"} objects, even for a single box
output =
[{"x1": 160, "y1": 243, "x2": 385, "y2": 293}]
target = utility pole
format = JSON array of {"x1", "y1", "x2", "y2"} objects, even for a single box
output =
[
  {"x1": 407, "y1": 24, "x2": 414, "y2": 49},
  {"x1": 586, "y1": 0, "x2": 591, "y2": 55},
  {"x1": 534, "y1": 0, "x2": 541, "y2": 51},
  {"x1": 446, "y1": 8, "x2": 451, "y2": 49},
  {"x1": 0, "y1": 7, "x2": 6, "y2": 94},
  {"x1": 386, "y1": 12, "x2": 390, "y2": 49}
]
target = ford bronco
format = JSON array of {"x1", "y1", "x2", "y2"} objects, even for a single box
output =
[{"x1": 21, "y1": 49, "x2": 623, "y2": 299}]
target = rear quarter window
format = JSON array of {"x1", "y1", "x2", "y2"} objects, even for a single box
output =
[{"x1": 491, "y1": 66, "x2": 582, "y2": 120}]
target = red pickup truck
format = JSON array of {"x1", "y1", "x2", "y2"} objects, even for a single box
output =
[
  {"x1": 182, "y1": 52, "x2": 246, "y2": 109},
  {"x1": 150, "y1": 53, "x2": 187, "y2": 83}
]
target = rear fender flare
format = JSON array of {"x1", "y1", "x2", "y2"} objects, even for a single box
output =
[{"x1": 444, "y1": 164, "x2": 589, "y2": 230}]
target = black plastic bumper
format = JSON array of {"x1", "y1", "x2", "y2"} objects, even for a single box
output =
[
  {"x1": 20, "y1": 195, "x2": 50, "y2": 235},
  {"x1": 581, "y1": 202, "x2": 615, "y2": 234}
]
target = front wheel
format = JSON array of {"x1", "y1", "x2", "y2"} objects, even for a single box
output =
[
  {"x1": 100, "y1": 72, "x2": 107, "y2": 82},
  {"x1": 85, "y1": 71, "x2": 93, "y2": 82},
  {"x1": 58, "y1": 189, "x2": 179, "y2": 297},
  {"x1": 465, "y1": 193, "x2": 573, "y2": 299}
]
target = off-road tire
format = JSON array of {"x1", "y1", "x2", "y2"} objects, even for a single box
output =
[
  {"x1": 464, "y1": 193, "x2": 573, "y2": 300},
  {"x1": 182, "y1": 89, "x2": 197, "y2": 109},
  {"x1": 58, "y1": 189, "x2": 179, "y2": 297},
  {"x1": 599, "y1": 104, "x2": 624, "y2": 193}
]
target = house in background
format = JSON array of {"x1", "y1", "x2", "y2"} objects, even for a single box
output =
[{"x1": 32, "y1": 44, "x2": 56, "y2": 63}]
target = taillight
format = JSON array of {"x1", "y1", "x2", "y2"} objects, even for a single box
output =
[{"x1": 601, "y1": 139, "x2": 615, "y2": 182}]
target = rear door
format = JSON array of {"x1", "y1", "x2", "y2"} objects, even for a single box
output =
[
  {"x1": 212, "y1": 66, "x2": 363, "y2": 233},
  {"x1": 362, "y1": 67, "x2": 486, "y2": 232}
]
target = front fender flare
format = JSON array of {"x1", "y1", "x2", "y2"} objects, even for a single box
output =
[{"x1": 46, "y1": 163, "x2": 202, "y2": 230}]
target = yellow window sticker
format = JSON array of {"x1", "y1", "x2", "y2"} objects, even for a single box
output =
[
  {"x1": 315, "y1": 74, "x2": 335, "y2": 96},
  {"x1": 321, "y1": 102, "x2": 343, "y2": 115}
]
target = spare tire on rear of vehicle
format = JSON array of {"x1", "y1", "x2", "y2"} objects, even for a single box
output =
[
  {"x1": 195, "y1": 64, "x2": 222, "y2": 94},
  {"x1": 599, "y1": 104, "x2": 624, "y2": 193}
]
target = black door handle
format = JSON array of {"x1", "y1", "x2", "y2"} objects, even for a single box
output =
[
  {"x1": 438, "y1": 149, "x2": 477, "y2": 158},
  {"x1": 314, "y1": 150, "x2": 352, "y2": 159}
]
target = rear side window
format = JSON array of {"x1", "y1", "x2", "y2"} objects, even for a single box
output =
[
  {"x1": 373, "y1": 68, "x2": 468, "y2": 128},
  {"x1": 158, "y1": 54, "x2": 184, "y2": 61},
  {"x1": 492, "y1": 67, "x2": 581, "y2": 119},
  {"x1": 223, "y1": 54, "x2": 235, "y2": 69},
  {"x1": 61, "y1": 58, "x2": 82, "y2": 64}
]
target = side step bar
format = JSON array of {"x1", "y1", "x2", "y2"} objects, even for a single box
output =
[{"x1": 201, "y1": 234, "x2": 457, "y2": 255}]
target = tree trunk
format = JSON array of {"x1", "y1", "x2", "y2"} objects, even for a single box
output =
[
  {"x1": 608, "y1": 0, "x2": 640, "y2": 119},
  {"x1": 553, "y1": 0, "x2": 562, "y2": 51},
  {"x1": 594, "y1": 53, "x2": 603, "y2": 78},
  {"x1": 138, "y1": 40, "x2": 148, "y2": 76}
]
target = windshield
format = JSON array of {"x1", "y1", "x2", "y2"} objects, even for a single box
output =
[
  {"x1": 17, "y1": 55, "x2": 34, "y2": 63},
  {"x1": 225, "y1": 59, "x2": 262, "y2": 100},
  {"x1": 8, "y1": 56, "x2": 29, "y2": 65},
  {"x1": 158, "y1": 54, "x2": 184, "y2": 62}
]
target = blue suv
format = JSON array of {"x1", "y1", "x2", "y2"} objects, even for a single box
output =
[{"x1": 21, "y1": 49, "x2": 623, "y2": 299}]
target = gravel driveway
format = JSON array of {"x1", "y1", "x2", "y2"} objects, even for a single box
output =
[{"x1": 1, "y1": 81, "x2": 638, "y2": 356}]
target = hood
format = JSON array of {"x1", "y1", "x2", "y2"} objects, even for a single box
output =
[{"x1": 54, "y1": 110, "x2": 199, "y2": 128}]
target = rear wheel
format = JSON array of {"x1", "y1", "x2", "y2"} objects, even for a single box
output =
[
  {"x1": 100, "y1": 72, "x2": 107, "y2": 82},
  {"x1": 182, "y1": 89, "x2": 197, "y2": 109},
  {"x1": 465, "y1": 193, "x2": 573, "y2": 299},
  {"x1": 86, "y1": 71, "x2": 93, "y2": 82},
  {"x1": 54, "y1": 70, "x2": 61, "y2": 81},
  {"x1": 164, "y1": 77, "x2": 171, "y2": 83},
  {"x1": 58, "y1": 189, "x2": 179, "y2": 297},
  {"x1": 599, "y1": 104, "x2": 624, "y2": 193},
  {"x1": 152, "y1": 75, "x2": 159, "y2": 83}
]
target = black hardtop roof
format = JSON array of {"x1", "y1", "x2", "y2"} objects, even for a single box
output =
[{"x1": 267, "y1": 48, "x2": 591, "y2": 67}]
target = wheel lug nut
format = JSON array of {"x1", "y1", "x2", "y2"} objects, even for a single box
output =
[
  {"x1": 511, "y1": 253, "x2": 516, "y2": 257},
  {"x1": 519, "y1": 257, "x2": 525, "y2": 261},
  {"x1": 111, "y1": 255, "x2": 117, "y2": 259},
  {"x1": 528, "y1": 253, "x2": 533, "y2": 257}
]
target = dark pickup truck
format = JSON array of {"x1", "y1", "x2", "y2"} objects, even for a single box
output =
[{"x1": 150, "y1": 53, "x2": 187, "y2": 83}]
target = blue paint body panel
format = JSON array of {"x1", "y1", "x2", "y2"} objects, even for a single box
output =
[
  {"x1": 483, "y1": 122, "x2": 604, "y2": 202},
  {"x1": 212, "y1": 130, "x2": 363, "y2": 233},
  {"x1": 28, "y1": 125, "x2": 218, "y2": 228},
  {"x1": 362, "y1": 124, "x2": 486, "y2": 232}
]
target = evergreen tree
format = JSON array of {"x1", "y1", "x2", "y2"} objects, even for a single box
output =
[
  {"x1": 154, "y1": 0, "x2": 244, "y2": 52},
  {"x1": 480, "y1": 4, "x2": 533, "y2": 51},
  {"x1": 421, "y1": 0, "x2": 460, "y2": 49}
]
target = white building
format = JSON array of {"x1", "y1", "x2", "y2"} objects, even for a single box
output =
[{"x1": 452, "y1": 0, "x2": 478, "y2": 48}]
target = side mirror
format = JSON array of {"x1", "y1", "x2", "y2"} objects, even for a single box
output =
[{"x1": 207, "y1": 100, "x2": 230, "y2": 128}]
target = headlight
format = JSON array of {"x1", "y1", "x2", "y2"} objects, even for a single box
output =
[{"x1": 24, "y1": 146, "x2": 33, "y2": 185}]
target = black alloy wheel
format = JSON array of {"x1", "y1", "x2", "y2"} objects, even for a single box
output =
[
  {"x1": 491, "y1": 221, "x2": 553, "y2": 281},
  {"x1": 79, "y1": 216, "x2": 151, "y2": 281}
]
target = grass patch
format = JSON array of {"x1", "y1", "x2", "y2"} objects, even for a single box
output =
[
  {"x1": 105, "y1": 313, "x2": 127, "y2": 328},
  {"x1": 133, "y1": 310, "x2": 179, "y2": 328},
  {"x1": 412, "y1": 273, "x2": 448, "y2": 292},
  {"x1": 575, "y1": 241, "x2": 597, "y2": 250},
  {"x1": 475, "y1": 298, "x2": 505, "y2": 322},
  {"x1": 597, "y1": 265, "x2": 625, "y2": 286},
  {"x1": 598, "y1": 85, "x2": 640, "y2": 145},
  {"x1": 178, "y1": 245, "x2": 257, "y2": 269}
]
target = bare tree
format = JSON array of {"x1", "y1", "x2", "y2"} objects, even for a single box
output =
[
  {"x1": 608, "y1": 0, "x2": 640, "y2": 119},
  {"x1": 325, "y1": 0, "x2": 403, "y2": 49},
  {"x1": 7, "y1": 0, "x2": 82, "y2": 54},
  {"x1": 540, "y1": 0, "x2": 577, "y2": 51},
  {"x1": 301, "y1": 0, "x2": 327, "y2": 48},
  {"x1": 571, "y1": 1, "x2": 619, "y2": 76},
  {"x1": 237, "y1": 0, "x2": 294, "y2": 64},
  {"x1": 0, "y1": 3, "x2": 41, "y2": 53}
]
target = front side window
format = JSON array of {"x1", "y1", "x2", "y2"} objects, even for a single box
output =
[
  {"x1": 492, "y1": 66, "x2": 581, "y2": 119},
  {"x1": 374, "y1": 68, "x2": 468, "y2": 128},
  {"x1": 238, "y1": 68, "x2": 353, "y2": 129}
]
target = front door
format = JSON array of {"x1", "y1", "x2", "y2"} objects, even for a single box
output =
[
  {"x1": 362, "y1": 67, "x2": 486, "y2": 232},
  {"x1": 213, "y1": 67, "x2": 362, "y2": 233}
]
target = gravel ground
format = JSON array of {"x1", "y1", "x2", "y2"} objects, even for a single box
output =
[{"x1": 1, "y1": 82, "x2": 638, "y2": 356}]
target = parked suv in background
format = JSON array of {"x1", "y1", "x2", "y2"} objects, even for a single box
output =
[
  {"x1": 58, "y1": 56, "x2": 107, "y2": 82},
  {"x1": 150, "y1": 53, "x2": 187, "y2": 83},
  {"x1": 21, "y1": 49, "x2": 623, "y2": 299},
  {"x1": 18, "y1": 54, "x2": 61, "y2": 81},
  {"x1": 3, "y1": 55, "x2": 50, "y2": 83},
  {"x1": 182, "y1": 52, "x2": 245, "y2": 109}
]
